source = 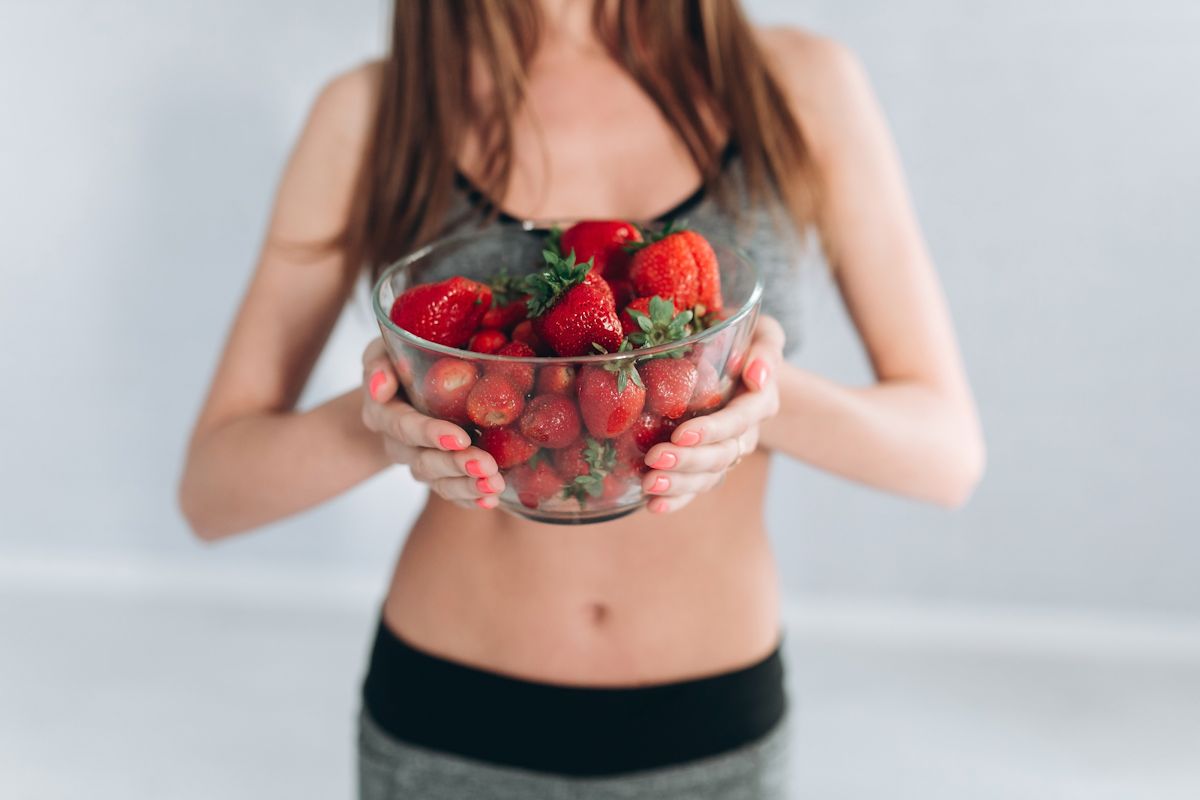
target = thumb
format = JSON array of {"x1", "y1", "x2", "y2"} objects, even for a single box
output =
[{"x1": 741, "y1": 315, "x2": 785, "y2": 392}]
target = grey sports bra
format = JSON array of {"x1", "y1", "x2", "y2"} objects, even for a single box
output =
[{"x1": 443, "y1": 146, "x2": 814, "y2": 355}]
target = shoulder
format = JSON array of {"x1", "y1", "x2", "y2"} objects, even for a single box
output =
[
  {"x1": 755, "y1": 27, "x2": 877, "y2": 158},
  {"x1": 303, "y1": 60, "x2": 383, "y2": 148}
]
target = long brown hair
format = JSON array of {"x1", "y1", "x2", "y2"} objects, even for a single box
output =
[{"x1": 340, "y1": 0, "x2": 815, "y2": 281}]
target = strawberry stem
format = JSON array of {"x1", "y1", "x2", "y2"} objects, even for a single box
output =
[{"x1": 522, "y1": 249, "x2": 593, "y2": 318}]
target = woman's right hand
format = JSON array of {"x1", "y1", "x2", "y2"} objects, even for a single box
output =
[{"x1": 361, "y1": 339, "x2": 504, "y2": 509}]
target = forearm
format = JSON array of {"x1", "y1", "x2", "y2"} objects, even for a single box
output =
[
  {"x1": 759, "y1": 363, "x2": 984, "y2": 507},
  {"x1": 179, "y1": 388, "x2": 391, "y2": 539}
]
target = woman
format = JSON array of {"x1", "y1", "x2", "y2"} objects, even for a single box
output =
[{"x1": 180, "y1": 1, "x2": 984, "y2": 797}]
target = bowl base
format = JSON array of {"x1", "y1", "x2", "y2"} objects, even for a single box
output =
[{"x1": 503, "y1": 500, "x2": 646, "y2": 526}]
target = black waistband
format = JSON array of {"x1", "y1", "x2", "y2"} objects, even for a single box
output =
[{"x1": 361, "y1": 619, "x2": 786, "y2": 777}]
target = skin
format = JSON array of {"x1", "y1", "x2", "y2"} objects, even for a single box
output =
[{"x1": 180, "y1": 4, "x2": 984, "y2": 686}]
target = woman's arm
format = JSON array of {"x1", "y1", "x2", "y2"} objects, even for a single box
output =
[
  {"x1": 179, "y1": 66, "x2": 389, "y2": 539},
  {"x1": 760, "y1": 31, "x2": 985, "y2": 506}
]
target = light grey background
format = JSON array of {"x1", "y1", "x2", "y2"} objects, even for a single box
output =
[{"x1": 2, "y1": 0, "x2": 1198, "y2": 617}]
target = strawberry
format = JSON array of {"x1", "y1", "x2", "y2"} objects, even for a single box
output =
[
  {"x1": 607, "y1": 278, "x2": 635, "y2": 312},
  {"x1": 639, "y1": 357, "x2": 698, "y2": 419},
  {"x1": 512, "y1": 319, "x2": 551, "y2": 355},
  {"x1": 629, "y1": 412, "x2": 677, "y2": 453},
  {"x1": 612, "y1": 428, "x2": 646, "y2": 475},
  {"x1": 628, "y1": 225, "x2": 722, "y2": 313},
  {"x1": 524, "y1": 250, "x2": 623, "y2": 357},
  {"x1": 421, "y1": 358, "x2": 478, "y2": 422},
  {"x1": 552, "y1": 439, "x2": 591, "y2": 481},
  {"x1": 624, "y1": 295, "x2": 694, "y2": 348},
  {"x1": 576, "y1": 342, "x2": 646, "y2": 438},
  {"x1": 481, "y1": 271, "x2": 530, "y2": 331},
  {"x1": 688, "y1": 357, "x2": 723, "y2": 412},
  {"x1": 555, "y1": 437, "x2": 618, "y2": 504},
  {"x1": 619, "y1": 297, "x2": 654, "y2": 336},
  {"x1": 468, "y1": 329, "x2": 508, "y2": 354},
  {"x1": 510, "y1": 456, "x2": 564, "y2": 509},
  {"x1": 535, "y1": 364, "x2": 577, "y2": 395},
  {"x1": 485, "y1": 340, "x2": 536, "y2": 395},
  {"x1": 389, "y1": 276, "x2": 492, "y2": 347},
  {"x1": 476, "y1": 425, "x2": 537, "y2": 469},
  {"x1": 558, "y1": 220, "x2": 642, "y2": 279},
  {"x1": 518, "y1": 394, "x2": 581, "y2": 449},
  {"x1": 466, "y1": 373, "x2": 525, "y2": 428}
]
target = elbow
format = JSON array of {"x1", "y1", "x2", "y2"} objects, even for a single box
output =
[
  {"x1": 177, "y1": 470, "x2": 233, "y2": 543},
  {"x1": 931, "y1": 429, "x2": 986, "y2": 509}
]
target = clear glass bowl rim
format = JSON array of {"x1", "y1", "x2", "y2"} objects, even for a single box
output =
[{"x1": 371, "y1": 229, "x2": 764, "y2": 365}]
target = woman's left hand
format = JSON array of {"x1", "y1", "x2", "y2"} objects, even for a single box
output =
[{"x1": 641, "y1": 315, "x2": 786, "y2": 514}]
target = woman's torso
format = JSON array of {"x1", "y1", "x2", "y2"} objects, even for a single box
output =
[{"x1": 381, "y1": 42, "x2": 808, "y2": 687}]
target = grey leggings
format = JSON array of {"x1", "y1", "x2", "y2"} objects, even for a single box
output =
[{"x1": 358, "y1": 710, "x2": 791, "y2": 800}]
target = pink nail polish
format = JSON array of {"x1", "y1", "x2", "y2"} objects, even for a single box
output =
[
  {"x1": 648, "y1": 452, "x2": 676, "y2": 470},
  {"x1": 649, "y1": 476, "x2": 670, "y2": 494},
  {"x1": 746, "y1": 359, "x2": 771, "y2": 389},
  {"x1": 475, "y1": 497, "x2": 493, "y2": 509},
  {"x1": 369, "y1": 370, "x2": 388, "y2": 401},
  {"x1": 465, "y1": 460, "x2": 485, "y2": 477},
  {"x1": 476, "y1": 477, "x2": 496, "y2": 495},
  {"x1": 439, "y1": 435, "x2": 465, "y2": 451},
  {"x1": 676, "y1": 430, "x2": 701, "y2": 447}
]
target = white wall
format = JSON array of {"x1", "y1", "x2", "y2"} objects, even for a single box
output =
[{"x1": 1, "y1": 1, "x2": 1197, "y2": 617}]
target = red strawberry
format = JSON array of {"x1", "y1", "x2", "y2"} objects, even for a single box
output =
[
  {"x1": 466, "y1": 373, "x2": 525, "y2": 428},
  {"x1": 607, "y1": 278, "x2": 635, "y2": 312},
  {"x1": 480, "y1": 298, "x2": 528, "y2": 331},
  {"x1": 518, "y1": 394, "x2": 581, "y2": 449},
  {"x1": 468, "y1": 329, "x2": 508, "y2": 354},
  {"x1": 510, "y1": 456, "x2": 563, "y2": 509},
  {"x1": 612, "y1": 429, "x2": 646, "y2": 475},
  {"x1": 639, "y1": 357, "x2": 698, "y2": 420},
  {"x1": 552, "y1": 439, "x2": 591, "y2": 481},
  {"x1": 629, "y1": 412, "x2": 677, "y2": 453},
  {"x1": 525, "y1": 250, "x2": 623, "y2": 357},
  {"x1": 476, "y1": 426, "x2": 537, "y2": 469},
  {"x1": 535, "y1": 364, "x2": 577, "y2": 396},
  {"x1": 601, "y1": 473, "x2": 627, "y2": 501},
  {"x1": 576, "y1": 344, "x2": 646, "y2": 438},
  {"x1": 389, "y1": 276, "x2": 492, "y2": 347},
  {"x1": 421, "y1": 358, "x2": 478, "y2": 422},
  {"x1": 688, "y1": 358, "x2": 722, "y2": 412},
  {"x1": 559, "y1": 220, "x2": 642, "y2": 279},
  {"x1": 511, "y1": 319, "x2": 550, "y2": 355},
  {"x1": 555, "y1": 437, "x2": 618, "y2": 504},
  {"x1": 620, "y1": 297, "x2": 655, "y2": 336},
  {"x1": 624, "y1": 295, "x2": 694, "y2": 350},
  {"x1": 480, "y1": 271, "x2": 530, "y2": 331},
  {"x1": 628, "y1": 226, "x2": 721, "y2": 312},
  {"x1": 485, "y1": 340, "x2": 536, "y2": 395}
]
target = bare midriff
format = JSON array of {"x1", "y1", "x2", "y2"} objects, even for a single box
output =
[{"x1": 382, "y1": 450, "x2": 779, "y2": 687}]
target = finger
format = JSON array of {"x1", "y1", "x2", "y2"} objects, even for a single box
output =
[
  {"x1": 642, "y1": 468, "x2": 724, "y2": 498},
  {"x1": 646, "y1": 493, "x2": 697, "y2": 515},
  {"x1": 381, "y1": 436, "x2": 418, "y2": 466},
  {"x1": 742, "y1": 315, "x2": 786, "y2": 392},
  {"x1": 669, "y1": 390, "x2": 774, "y2": 447},
  {"x1": 430, "y1": 473, "x2": 506, "y2": 503},
  {"x1": 410, "y1": 446, "x2": 500, "y2": 482},
  {"x1": 643, "y1": 437, "x2": 741, "y2": 474},
  {"x1": 362, "y1": 339, "x2": 399, "y2": 404},
  {"x1": 378, "y1": 403, "x2": 471, "y2": 452}
]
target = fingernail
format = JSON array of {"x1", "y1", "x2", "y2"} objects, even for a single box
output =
[
  {"x1": 440, "y1": 435, "x2": 465, "y2": 451},
  {"x1": 465, "y1": 459, "x2": 486, "y2": 477},
  {"x1": 676, "y1": 430, "x2": 701, "y2": 447},
  {"x1": 649, "y1": 476, "x2": 670, "y2": 494},
  {"x1": 648, "y1": 498, "x2": 668, "y2": 514},
  {"x1": 369, "y1": 370, "x2": 388, "y2": 401},
  {"x1": 746, "y1": 359, "x2": 771, "y2": 390},
  {"x1": 476, "y1": 477, "x2": 497, "y2": 495},
  {"x1": 648, "y1": 452, "x2": 676, "y2": 470},
  {"x1": 475, "y1": 497, "x2": 493, "y2": 509}
]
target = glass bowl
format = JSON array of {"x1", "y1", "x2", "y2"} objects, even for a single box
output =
[{"x1": 372, "y1": 225, "x2": 762, "y2": 524}]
